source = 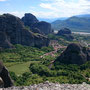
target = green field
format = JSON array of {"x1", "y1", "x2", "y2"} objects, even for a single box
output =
[{"x1": 4, "y1": 61, "x2": 39, "y2": 75}]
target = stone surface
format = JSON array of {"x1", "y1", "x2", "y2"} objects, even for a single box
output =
[
  {"x1": 32, "y1": 21, "x2": 53, "y2": 35},
  {"x1": 0, "y1": 14, "x2": 49, "y2": 48},
  {"x1": 22, "y1": 13, "x2": 39, "y2": 27},
  {"x1": 0, "y1": 61, "x2": 13, "y2": 88},
  {"x1": 55, "y1": 43, "x2": 90, "y2": 65},
  {"x1": 30, "y1": 28, "x2": 44, "y2": 35},
  {"x1": 22, "y1": 13, "x2": 53, "y2": 35},
  {"x1": 57, "y1": 28, "x2": 74, "y2": 40},
  {"x1": 1, "y1": 81, "x2": 90, "y2": 90}
]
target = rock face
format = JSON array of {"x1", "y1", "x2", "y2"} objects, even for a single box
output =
[
  {"x1": 30, "y1": 28, "x2": 44, "y2": 35},
  {"x1": 32, "y1": 21, "x2": 53, "y2": 35},
  {"x1": 57, "y1": 28, "x2": 74, "y2": 40},
  {"x1": 55, "y1": 43, "x2": 90, "y2": 65},
  {"x1": 22, "y1": 13, "x2": 39, "y2": 27},
  {"x1": 0, "y1": 14, "x2": 49, "y2": 48},
  {"x1": 22, "y1": 13, "x2": 53, "y2": 35},
  {"x1": 0, "y1": 61, "x2": 13, "y2": 88},
  {"x1": 57, "y1": 28, "x2": 71, "y2": 35}
]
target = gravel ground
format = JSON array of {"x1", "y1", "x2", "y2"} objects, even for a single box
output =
[{"x1": 0, "y1": 82, "x2": 90, "y2": 90}]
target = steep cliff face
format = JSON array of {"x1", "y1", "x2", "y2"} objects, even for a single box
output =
[
  {"x1": 22, "y1": 13, "x2": 53, "y2": 35},
  {"x1": 55, "y1": 43, "x2": 90, "y2": 65},
  {"x1": 0, "y1": 14, "x2": 49, "y2": 48},
  {"x1": 32, "y1": 21, "x2": 53, "y2": 35}
]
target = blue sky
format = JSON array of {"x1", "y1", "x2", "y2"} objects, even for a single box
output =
[{"x1": 0, "y1": 0, "x2": 90, "y2": 18}]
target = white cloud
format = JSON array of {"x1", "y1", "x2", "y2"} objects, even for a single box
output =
[
  {"x1": 31, "y1": 0, "x2": 90, "y2": 18},
  {"x1": 0, "y1": 0, "x2": 7, "y2": 1},
  {"x1": 0, "y1": 11, "x2": 24, "y2": 18},
  {"x1": 40, "y1": 3, "x2": 58, "y2": 11}
]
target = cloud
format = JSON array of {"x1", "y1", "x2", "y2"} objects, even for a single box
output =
[
  {"x1": 31, "y1": 0, "x2": 90, "y2": 18},
  {"x1": 0, "y1": 0, "x2": 7, "y2": 1},
  {"x1": 0, "y1": 11, "x2": 24, "y2": 18}
]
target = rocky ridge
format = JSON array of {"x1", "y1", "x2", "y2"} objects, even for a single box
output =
[
  {"x1": 1, "y1": 82, "x2": 90, "y2": 90},
  {"x1": 0, "y1": 14, "x2": 49, "y2": 48}
]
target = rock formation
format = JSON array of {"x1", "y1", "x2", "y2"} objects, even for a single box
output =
[
  {"x1": 32, "y1": 21, "x2": 53, "y2": 35},
  {"x1": 0, "y1": 14, "x2": 49, "y2": 48},
  {"x1": 0, "y1": 61, "x2": 13, "y2": 88},
  {"x1": 22, "y1": 13, "x2": 53, "y2": 35},
  {"x1": 30, "y1": 28, "x2": 44, "y2": 35},
  {"x1": 55, "y1": 43, "x2": 90, "y2": 65},
  {"x1": 57, "y1": 28, "x2": 74, "y2": 40},
  {"x1": 22, "y1": 13, "x2": 39, "y2": 27}
]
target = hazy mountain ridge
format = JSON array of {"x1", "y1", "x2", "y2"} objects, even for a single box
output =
[{"x1": 51, "y1": 15, "x2": 90, "y2": 33}]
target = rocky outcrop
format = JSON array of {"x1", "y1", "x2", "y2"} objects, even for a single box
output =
[
  {"x1": 22, "y1": 13, "x2": 53, "y2": 35},
  {"x1": 57, "y1": 28, "x2": 74, "y2": 40},
  {"x1": 32, "y1": 21, "x2": 53, "y2": 35},
  {"x1": 57, "y1": 28, "x2": 71, "y2": 35},
  {"x1": 22, "y1": 13, "x2": 39, "y2": 27},
  {"x1": 55, "y1": 43, "x2": 90, "y2": 65},
  {"x1": 1, "y1": 82, "x2": 90, "y2": 90},
  {"x1": 30, "y1": 28, "x2": 44, "y2": 35},
  {"x1": 0, "y1": 61, "x2": 13, "y2": 88},
  {"x1": 0, "y1": 14, "x2": 49, "y2": 48}
]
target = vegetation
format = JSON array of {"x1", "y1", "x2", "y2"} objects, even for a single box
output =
[
  {"x1": 0, "y1": 33, "x2": 90, "y2": 86},
  {"x1": 9, "y1": 61, "x2": 90, "y2": 86}
]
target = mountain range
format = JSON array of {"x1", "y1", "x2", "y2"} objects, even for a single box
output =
[{"x1": 51, "y1": 14, "x2": 90, "y2": 33}]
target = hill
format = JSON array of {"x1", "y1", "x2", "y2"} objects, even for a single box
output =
[{"x1": 51, "y1": 16, "x2": 90, "y2": 33}]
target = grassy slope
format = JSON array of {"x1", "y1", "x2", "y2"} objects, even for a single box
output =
[{"x1": 5, "y1": 61, "x2": 39, "y2": 75}]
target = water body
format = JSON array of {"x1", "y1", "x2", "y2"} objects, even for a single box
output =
[
  {"x1": 72, "y1": 32, "x2": 90, "y2": 35},
  {"x1": 54, "y1": 30, "x2": 90, "y2": 35}
]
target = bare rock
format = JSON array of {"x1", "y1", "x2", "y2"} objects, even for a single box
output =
[
  {"x1": 0, "y1": 61, "x2": 13, "y2": 88},
  {"x1": 22, "y1": 13, "x2": 39, "y2": 27},
  {"x1": 0, "y1": 14, "x2": 49, "y2": 48},
  {"x1": 32, "y1": 21, "x2": 53, "y2": 35},
  {"x1": 22, "y1": 13, "x2": 53, "y2": 35},
  {"x1": 57, "y1": 28, "x2": 74, "y2": 40},
  {"x1": 55, "y1": 43, "x2": 90, "y2": 65}
]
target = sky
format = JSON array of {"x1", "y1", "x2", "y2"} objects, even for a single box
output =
[{"x1": 0, "y1": 0, "x2": 90, "y2": 19}]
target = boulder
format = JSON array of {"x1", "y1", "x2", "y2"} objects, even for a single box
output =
[
  {"x1": 0, "y1": 61, "x2": 13, "y2": 88},
  {"x1": 57, "y1": 28, "x2": 74, "y2": 40},
  {"x1": 55, "y1": 43, "x2": 90, "y2": 65},
  {"x1": 22, "y1": 13, "x2": 39, "y2": 27},
  {"x1": 57, "y1": 28, "x2": 71, "y2": 35},
  {"x1": 0, "y1": 14, "x2": 49, "y2": 48}
]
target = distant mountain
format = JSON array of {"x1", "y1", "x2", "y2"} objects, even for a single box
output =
[
  {"x1": 76, "y1": 14, "x2": 90, "y2": 18},
  {"x1": 51, "y1": 16, "x2": 90, "y2": 33},
  {"x1": 38, "y1": 17, "x2": 67, "y2": 23}
]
